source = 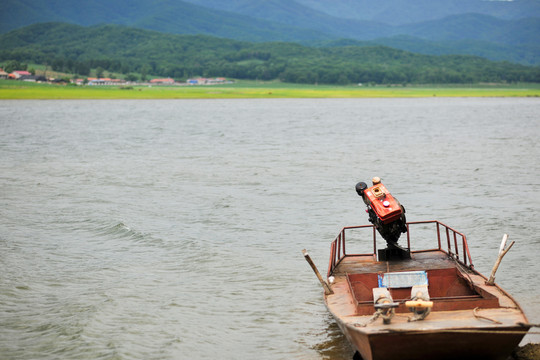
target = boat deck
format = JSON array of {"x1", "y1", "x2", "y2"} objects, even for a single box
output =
[
  {"x1": 325, "y1": 249, "x2": 527, "y2": 329},
  {"x1": 339, "y1": 307, "x2": 526, "y2": 333}
]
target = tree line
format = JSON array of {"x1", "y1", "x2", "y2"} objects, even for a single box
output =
[{"x1": 1, "y1": 23, "x2": 539, "y2": 84}]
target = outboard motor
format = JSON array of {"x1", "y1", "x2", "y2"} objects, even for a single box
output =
[{"x1": 356, "y1": 177, "x2": 409, "y2": 260}]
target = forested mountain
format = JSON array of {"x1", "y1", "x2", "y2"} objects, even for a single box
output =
[
  {"x1": 1, "y1": 0, "x2": 539, "y2": 65},
  {"x1": 398, "y1": 14, "x2": 540, "y2": 45},
  {"x1": 179, "y1": 0, "x2": 393, "y2": 40},
  {"x1": 3, "y1": 0, "x2": 538, "y2": 43},
  {"x1": 367, "y1": 37, "x2": 540, "y2": 67},
  {"x1": 293, "y1": 0, "x2": 540, "y2": 24},
  {"x1": 2, "y1": 23, "x2": 539, "y2": 85},
  {"x1": 0, "y1": 0, "x2": 329, "y2": 42}
]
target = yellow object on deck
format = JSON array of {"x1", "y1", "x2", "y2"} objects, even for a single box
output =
[{"x1": 405, "y1": 300, "x2": 434, "y2": 308}]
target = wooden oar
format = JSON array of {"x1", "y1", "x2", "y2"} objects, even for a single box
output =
[
  {"x1": 486, "y1": 234, "x2": 515, "y2": 286},
  {"x1": 302, "y1": 249, "x2": 334, "y2": 295}
]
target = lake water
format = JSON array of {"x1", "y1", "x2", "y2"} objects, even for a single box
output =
[{"x1": 1, "y1": 98, "x2": 539, "y2": 360}]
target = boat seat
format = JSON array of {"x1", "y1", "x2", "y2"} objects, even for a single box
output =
[
  {"x1": 373, "y1": 287, "x2": 393, "y2": 302},
  {"x1": 410, "y1": 284, "x2": 430, "y2": 301},
  {"x1": 372, "y1": 287, "x2": 399, "y2": 324}
]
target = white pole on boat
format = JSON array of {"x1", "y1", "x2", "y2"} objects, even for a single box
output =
[
  {"x1": 486, "y1": 234, "x2": 515, "y2": 286},
  {"x1": 302, "y1": 249, "x2": 334, "y2": 295}
]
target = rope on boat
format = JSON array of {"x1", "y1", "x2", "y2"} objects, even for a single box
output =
[
  {"x1": 473, "y1": 307, "x2": 502, "y2": 324},
  {"x1": 353, "y1": 310, "x2": 382, "y2": 327}
]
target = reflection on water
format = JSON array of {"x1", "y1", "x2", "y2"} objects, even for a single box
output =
[{"x1": 313, "y1": 316, "x2": 355, "y2": 360}]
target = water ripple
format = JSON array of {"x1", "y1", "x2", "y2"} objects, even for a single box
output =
[{"x1": 1, "y1": 98, "x2": 539, "y2": 359}]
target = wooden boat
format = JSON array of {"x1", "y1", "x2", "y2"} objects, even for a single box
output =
[{"x1": 316, "y1": 220, "x2": 531, "y2": 360}]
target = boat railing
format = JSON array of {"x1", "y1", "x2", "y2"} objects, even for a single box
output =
[{"x1": 328, "y1": 220, "x2": 474, "y2": 277}]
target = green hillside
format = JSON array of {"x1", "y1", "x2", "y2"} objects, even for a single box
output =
[
  {"x1": 1, "y1": 23, "x2": 539, "y2": 85},
  {"x1": 370, "y1": 36, "x2": 540, "y2": 66}
]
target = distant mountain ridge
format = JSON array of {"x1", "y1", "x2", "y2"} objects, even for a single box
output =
[
  {"x1": 398, "y1": 13, "x2": 540, "y2": 45},
  {"x1": 293, "y1": 0, "x2": 540, "y2": 24},
  {"x1": 1, "y1": 0, "x2": 539, "y2": 65},
  {"x1": 2, "y1": 22, "x2": 538, "y2": 85},
  {"x1": 0, "y1": 0, "x2": 331, "y2": 42}
]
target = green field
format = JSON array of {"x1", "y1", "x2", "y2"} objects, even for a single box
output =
[{"x1": 1, "y1": 80, "x2": 540, "y2": 99}]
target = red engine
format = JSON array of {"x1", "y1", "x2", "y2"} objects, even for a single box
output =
[
  {"x1": 356, "y1": 178, "x2": 408, "y2": 247},
  {"x1": 363, "y1": 183, "x2": 403, "y2": 224}
]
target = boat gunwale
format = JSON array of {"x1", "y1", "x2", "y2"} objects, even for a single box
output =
[{"x1": 328, "y1": 221, "x2": 474, "y2": 278}]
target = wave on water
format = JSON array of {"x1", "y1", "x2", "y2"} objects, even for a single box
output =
[
  {"x1": 80, "y1": 219, "x2": 201, "y2": 256},
  {"x1": 78, "y1": 219, "x2": 172, "y2": 251},
  {"x1": 93, "y1": 221, "x2": 148, "y2": 241}
]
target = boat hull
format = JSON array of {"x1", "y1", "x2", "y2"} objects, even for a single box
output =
[{"x1": 337, "y1": 321, "x2": 527, "y2": 360}]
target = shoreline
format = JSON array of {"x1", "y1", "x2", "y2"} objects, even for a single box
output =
[
  {"x1": 1, "y1": 80, "x2": 540, "y2": 99},
  {"x1": 511, "y1": 343, "x2": 540, "y2": 360}
]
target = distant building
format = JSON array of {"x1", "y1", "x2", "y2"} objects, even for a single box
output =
[
  {"x1": 9, "y1": 70, "x2": 32, "y2": 79},
  {"x1": 87, "y1": 78, "x2": 126, "y2": 85},
  {"x1": 187, "y1": 78, "x2": 202, "y2": 85},
  {"x1": 150, "y1": 78, "x2": 175, "y2": 85},
  {"x1": 206, "y1": 77, "x2": 228, "y2": 85},
  {"x1": 187, "y1": 77, "x2": 230, "y2": 85},
  {"x1": 0, "y1": 68, "x2": 8, "y2": 79}
]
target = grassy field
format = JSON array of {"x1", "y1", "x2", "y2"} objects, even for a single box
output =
[{"x1": 1, "y1": 79, "x2": 540, "y2": 99}]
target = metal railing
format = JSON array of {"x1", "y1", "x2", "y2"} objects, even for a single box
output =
[{"x1": 328, "y1": 220, "x2": 474, "y2": 277}]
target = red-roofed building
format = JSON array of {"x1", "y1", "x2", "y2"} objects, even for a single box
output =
[
  {"x1": 150, "y1": 78, "x2": 175, "y2": 84},
  {"x1": 9, "y1": 70, "x2": 32, "y2": 79}
]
